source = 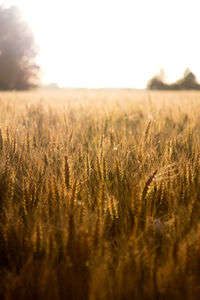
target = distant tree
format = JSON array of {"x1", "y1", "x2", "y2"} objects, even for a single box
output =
[
  {"x1": 42, "y1": 83, "x2": 60, "y2": 89},
  {"x1": 147, "y1": 76, "x2": 166, "y2": 90},
  {"x1": 147, "y1": 69, "x2": 167, "y2": 90},
  {"x1": 175, "y1": 68, "x2": 200, "y2": 90},
  {"x1": 147, "y1": 68, "x2": 200, "y2": 90},
  {"x1": 0, "y1": 5, "x2": 40, "y2": 90}
]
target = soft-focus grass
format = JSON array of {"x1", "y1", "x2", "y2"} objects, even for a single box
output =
[{"x1": 1, "y1": 90, "x2": 200, "y2": 300}]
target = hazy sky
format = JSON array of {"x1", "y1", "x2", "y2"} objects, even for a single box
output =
[{"x1": 2, "y1": 0, "x2": 200, "y2": 88}]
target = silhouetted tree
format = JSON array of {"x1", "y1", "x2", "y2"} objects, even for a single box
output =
[
  {"x1": 147, "y1": 76, "x2": 165, "y2": 90},
  {"x1": 147, "y1": 69, "x2": 167, "y2": 90},
  {"x1": 175, "y1": 69, "x2": 200, "y2": 90},
  {"x1": 147, "y1": 68, "x2": 200, "y2": 90},
  {"x1": 0, "y1": 5, "x2": 40, "y2": 90}
]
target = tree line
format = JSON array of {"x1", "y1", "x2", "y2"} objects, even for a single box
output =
[
  {"x1": 1, "y1": 5, "x2": 200, "y2": 91},
  {"x1": 147, "y1": 69, "x2": 200, "y2": 90}
]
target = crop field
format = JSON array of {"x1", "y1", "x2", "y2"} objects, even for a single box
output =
[{"x1": 1, "y1": 90, "x2": 200, "y2": 300}]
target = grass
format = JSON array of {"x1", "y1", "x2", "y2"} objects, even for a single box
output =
[{"x1": 0, "y1": 89, "x2": 200, "y2": 299}]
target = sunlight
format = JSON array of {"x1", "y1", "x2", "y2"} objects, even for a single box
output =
[{"x1": 3, "y1": 0, "x2": 200, "y2": 88}]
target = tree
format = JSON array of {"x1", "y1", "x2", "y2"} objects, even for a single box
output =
[
  {"x1": 147, "y1": 69, "x2": 167, "y2": 90},
  {"x1": 177, "y1": 68, "x2": 200, "y2": 90},
  {"x1": 147, "y1": 76, "x2": 166, "y2": 90},
  {"x1": 0, "y1": 5, "x2": 40, "y2": 90},
  {"x1": 147, "y1": 68, "x2": 200, "y2": 90}
]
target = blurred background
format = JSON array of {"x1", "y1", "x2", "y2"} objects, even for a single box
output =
[{"x1": 0, "y1": 0, "x2": 200, "y2": 89}]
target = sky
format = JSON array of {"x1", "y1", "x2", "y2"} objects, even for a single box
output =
[{"x1": 1, "y1": 0, "x2": 200, "y2": 88}]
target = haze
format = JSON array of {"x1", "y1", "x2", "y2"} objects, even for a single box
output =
[{"x1": 3, "y1": 0, "x2": 200, "y2": 88}]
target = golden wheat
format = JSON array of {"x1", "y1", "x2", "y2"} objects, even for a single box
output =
[{"x1": 0, "y1": 90, "x2": 200, "y2": 300}]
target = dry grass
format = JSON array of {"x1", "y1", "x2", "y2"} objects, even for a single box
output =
[{"x1": 0, "y1": 89, "x2": 200, "y2": 299}]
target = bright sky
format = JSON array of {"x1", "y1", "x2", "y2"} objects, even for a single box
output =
[{"x1": 2, "y1": 0, "x2": 200, "y2": 88}]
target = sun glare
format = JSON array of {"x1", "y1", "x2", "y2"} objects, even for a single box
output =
[{"x1": 3, "y1": 0, "x2": 200, "y2": 88}]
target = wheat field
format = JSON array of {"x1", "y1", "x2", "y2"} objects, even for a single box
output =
[{"x1": 0, "y1": 90, "x2": 200, "y2": 300}]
